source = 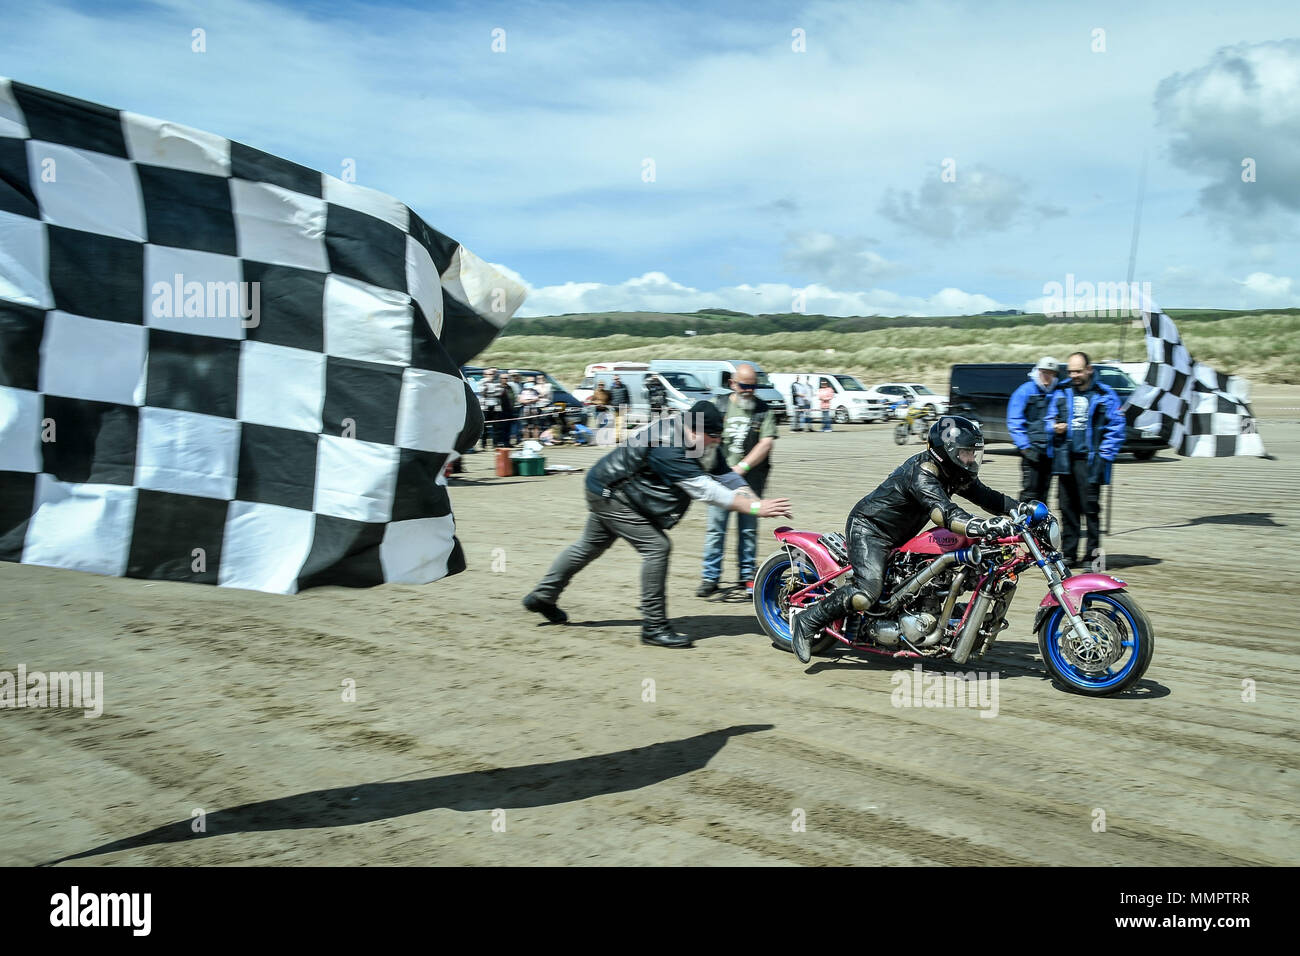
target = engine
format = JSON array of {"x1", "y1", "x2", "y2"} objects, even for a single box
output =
[{"x1": 867, "y1": 553, "x2": 967, "y2": 647}]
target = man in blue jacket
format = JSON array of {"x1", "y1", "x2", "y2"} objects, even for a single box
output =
[
  {"x1": 1006, "y1": 356, "x2": 1059, "y2": 502},
  {"x1": 1046, "y1": 352, "x2": 1126, "y2": 567}
]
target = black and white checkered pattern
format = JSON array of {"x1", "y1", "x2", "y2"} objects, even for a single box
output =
[
  {"x1": 1125, "y1": 304, "x2": 1266, "y2": 458},
  {"x1": 0, "y1": 78, "x2": 524, "y2": 593}
]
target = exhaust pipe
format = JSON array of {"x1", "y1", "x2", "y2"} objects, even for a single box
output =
[
  {"x1": 951, "y1": 589, "x2": 994, "y2": 664},
  {"x1": 917, "y1": 567, "x2": 968, "y2": 647},
  {"x1": 884, "y1": 546, "x2": 981, "y2": 613}
]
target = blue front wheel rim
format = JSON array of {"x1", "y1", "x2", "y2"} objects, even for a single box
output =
[{"x1": 1045, "y1": 594, "x2": 1142, "y2": 690}]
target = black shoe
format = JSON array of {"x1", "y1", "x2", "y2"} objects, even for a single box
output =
[
  {"x1": 523, "y1": 592, "x2": 568, "y2": 624},
  {"x1": 641, "y1": 625, "x2": 693, "y2": 648},
  {"x1": 695, "y1": 580, "x2": 719, "y2": 597}
]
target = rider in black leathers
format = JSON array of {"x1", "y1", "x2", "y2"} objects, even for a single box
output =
[{"x1": 790, "y1": 416, "x2": 1020, "y2": 661}]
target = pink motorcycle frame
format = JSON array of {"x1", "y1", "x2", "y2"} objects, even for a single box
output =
[{"x1": 772, "y1": 524, "x2": 1129, "y2": 648}]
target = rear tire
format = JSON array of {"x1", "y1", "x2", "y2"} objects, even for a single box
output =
[
  {"x1": 1133, "y1": 448, "x2": 1157, "y2": 461},
  {"x1": 1037, "y1": 590, "x2": 1154, "y2": 696},
  {"x1": 754, "y1": 549, "x2": 838, "y2": 656},
  {"x1": 893, "y1": 423, "x2": 908, "y2": 444}
]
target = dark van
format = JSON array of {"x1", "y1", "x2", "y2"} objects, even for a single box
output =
[{"x1": 948, "y1": 362, "x2": 1167, "y2": 460}]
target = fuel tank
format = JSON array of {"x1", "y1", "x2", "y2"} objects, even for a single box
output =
[{"x1": 897, "y1": 527, "x2": 975, "y2": 555}]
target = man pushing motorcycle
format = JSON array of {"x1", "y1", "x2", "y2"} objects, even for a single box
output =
[{"x1": 789, "y1": 415, "x2": 1020, "y2": 663}]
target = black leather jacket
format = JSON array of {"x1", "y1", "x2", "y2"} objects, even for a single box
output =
[
  {"x1": 846, "y1": 451, "x2": 1016, "y2": 545},
  {"x1": 585, "y1": 415, "x2": 727, "y2": 529}
]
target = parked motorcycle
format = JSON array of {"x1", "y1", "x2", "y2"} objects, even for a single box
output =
[
  {"x1": 893, "y1": 403, "x2": 938, "y2": 445},
  {"x1": 752, "y1": 501, "x2": 1154, "y2": 696}
]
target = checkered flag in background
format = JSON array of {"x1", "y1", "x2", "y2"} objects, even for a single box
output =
[
  {"x1": 0, "y1": 78, "x2": 524, "y2": 593},
  {"x1": 1125, "y1": 303, "x2": 1267, "y2": 458}
]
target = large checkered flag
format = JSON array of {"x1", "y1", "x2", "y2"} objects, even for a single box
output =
[
  {"x1": 1125, "y1": 302, "x2": 1267, "y2": 458},
  {"x1": 0, "y1": 78, "x2": 525, "y2": 593}
]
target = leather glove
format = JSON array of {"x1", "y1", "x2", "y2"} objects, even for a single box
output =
[
  {"x1": 966, "y1": 516, "x2": 1016, "y2": 539},
  {"x1": 1021, "y1": 446, "x2": 1042, "y2": 464}
]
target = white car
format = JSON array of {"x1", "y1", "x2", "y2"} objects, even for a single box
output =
[
  {"x1": 864, "y1": 383, "x2": 948, "y2": 419},
  {"x1": 769, "y1": 373, "x2": 888, "y2": 424}
]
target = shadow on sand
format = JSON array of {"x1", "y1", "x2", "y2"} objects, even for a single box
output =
[{"x1": 45, "y1": 724, "x2": 773, "y2": 865}]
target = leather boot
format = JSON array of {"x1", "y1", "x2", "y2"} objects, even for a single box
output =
[
  {"x1": 790, "y1": 586, "x2": 865, "y2": 664},
  {"x1": 641, "y1": 624, "x2": 693, "y2": 648}
]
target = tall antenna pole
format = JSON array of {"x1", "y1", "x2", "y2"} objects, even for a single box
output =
[
  {"x1": 1119, "y1": 149, "x2": 1148, "y2": 363},
  {"x1": 1107, "y1": 148, "x2": 1149, "y2": 542}
]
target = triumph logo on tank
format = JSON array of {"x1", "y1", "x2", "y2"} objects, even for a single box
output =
[
  {"x1": 0, "y1": 665, "x2": 103, "y2": 718},
  {"x1": 890, "y1": 663, "x2": 999, "y2": 718}
]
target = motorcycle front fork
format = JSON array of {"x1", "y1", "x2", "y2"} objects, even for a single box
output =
[{"x1": 1023, "y1": 535, "x2": 1098, "y2": 649}]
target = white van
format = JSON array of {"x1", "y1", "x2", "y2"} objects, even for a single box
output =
[
  {"x1": 573, "y1": 362, "x2": 651, "y2": 404},
  {"x1": 647, "y1": 359, "x2": 787, "y2": 423},
  {"x1": 770, "y1": 373, "x2": 887, "y2": 424},
  {"x1": 581, "y1": 369, "x2": 716, "y2": 425}
]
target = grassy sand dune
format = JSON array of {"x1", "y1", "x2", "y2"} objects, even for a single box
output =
[{"x1": 477, "y1": 310, "x2": 1300, "y2": 388}]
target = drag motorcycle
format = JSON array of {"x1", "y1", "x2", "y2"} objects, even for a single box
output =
[{"x1": 752, "y1": 501, "x2": 1154, "y2": 696}]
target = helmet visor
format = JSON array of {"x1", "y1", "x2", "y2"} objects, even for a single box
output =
[{"x1": 952, "y1": 444, "x2": 984, "y2": 473}]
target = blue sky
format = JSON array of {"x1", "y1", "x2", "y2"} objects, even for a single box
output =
[{"x1": 3, "y1": 0, "x2": 1298, "y2": 315}]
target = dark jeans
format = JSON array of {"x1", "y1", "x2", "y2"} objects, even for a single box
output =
[
  {"x1": 844, "y1": 516, "x2": 892, "y2": 607},
  {"x1": 1019, "y1": 449, "x2": 1053, "y2": 502},
  {"x1": 493, "y1": 413, "x2": 513, "y2": 448},
  {"x1": 1058, "y1": 454, "x2": 1101, "y2": 563},
  {"x1": 533, "y1": 490, "x2": 673, "y2": 629}
]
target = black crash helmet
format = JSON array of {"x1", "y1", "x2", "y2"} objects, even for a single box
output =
[{"x1": 928, "y1": 415, "x2": 985, "y2": 479}]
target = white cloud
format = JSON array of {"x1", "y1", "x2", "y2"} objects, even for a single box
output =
[
  {"x1": 1239, "y1": 271, "x2": 1297, "y2": 301},
  {"x1": 513, "y1": 271, "x2": 1004, "y2": 318},
  {"x1": 782, "y1": 232, "x2": 909, "y2": 285},
  {"x1": 1156, "y1": 39, "x2": 1300, "y2": 237},
  {"x1": 880, "y1": 165, "x2": 1061, "y2": 240},
  {"x1": 1039, "y1": 266, "x2": 1300, "y2": 310}
]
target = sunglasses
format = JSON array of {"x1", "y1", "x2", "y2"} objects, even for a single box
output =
[{"x1": 735, "y1": 382, "x2": 758, "y2": 391}]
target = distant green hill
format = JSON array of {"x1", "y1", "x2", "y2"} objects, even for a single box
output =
[{"x1": 478, "y1": 308, "x2": 1300, "y2": 387}]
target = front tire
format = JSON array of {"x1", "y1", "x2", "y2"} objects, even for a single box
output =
[
  {"x1": 834, "y1": 407, "x2": 850, "y2": 425},
  {"x1": 754, "y1": 549, "x2": 838, "y2": 656},
  {"x1": 893, "y1": 423, "x2": 908, "y2": 445},
  {"x1": 1037, "y1": 590, "x2": 1154, "y2": 696}
]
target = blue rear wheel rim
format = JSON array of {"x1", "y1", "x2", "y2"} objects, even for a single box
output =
[{"x1": 759, "y1": 553, "x2": 823, "y2": 646}]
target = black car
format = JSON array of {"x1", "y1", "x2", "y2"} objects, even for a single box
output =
[
  {"x1": 461, "y1": 366, "x2": 589, "y2": 427},
  {"x1": 948, "y1": 362, "x2": 1167, "y2": 460}
]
